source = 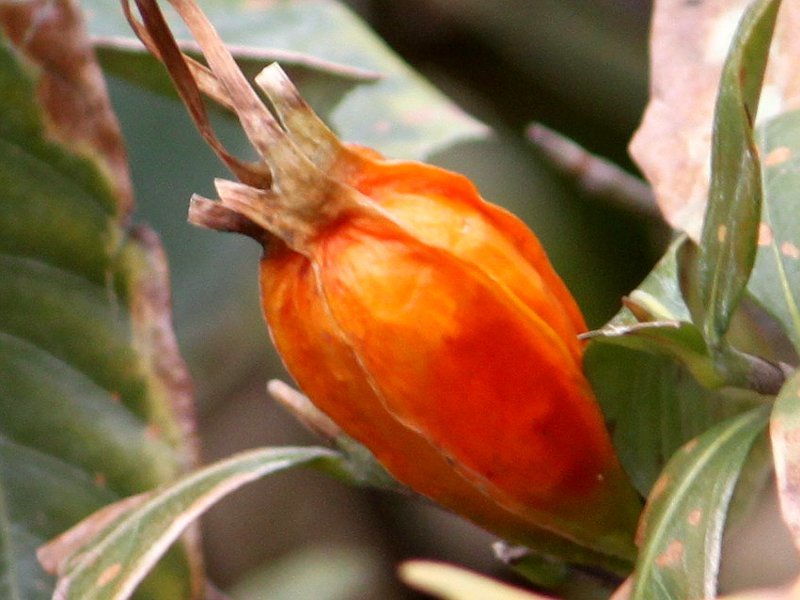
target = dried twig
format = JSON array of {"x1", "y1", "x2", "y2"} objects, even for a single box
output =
[{"x1": 528, "y1": 123, "x2": 660, "y2": 220}]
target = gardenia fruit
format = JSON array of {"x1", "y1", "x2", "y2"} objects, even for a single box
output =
[{"x1": 128, "y1": 0, "x2": 642, "y2": 567}]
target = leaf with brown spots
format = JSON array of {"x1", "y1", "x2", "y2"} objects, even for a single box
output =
[
  {"x1": 750, "y1": 110, "x2": 800, "y2": 352},
  {"x1": 692, "y1": 0, "x2": 780, "y2": 348},
  {"x1": 0, "y1": 1, "x2": 201, "y2": 597},
  {"x1": 630, "y1": 407, "x2": 770, "y2": 599},
  {"x1": 46, "y1": 447, "x2": 340, "y2": 600},
  {"x1": 0, "y1": 0, "x2": 133, "y2": 215},
  {"x1": 770, "y1": 370, "x2": 800, "y2": 553},
  {"x1": 630, "y1": 0, "x2": 800, "y2": 240}
]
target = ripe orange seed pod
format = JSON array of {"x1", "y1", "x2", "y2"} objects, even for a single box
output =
[{"x1": 127, "y1": 0, "x2": 642, "y2": 569}]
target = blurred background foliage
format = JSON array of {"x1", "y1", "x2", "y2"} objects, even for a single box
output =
[{"x1": 98, "y1": 0, "x2": 661, "y2": 597}]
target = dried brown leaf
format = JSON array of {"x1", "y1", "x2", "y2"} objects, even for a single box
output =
[
  {"x1": 0, "y1": 0, "x2": 134, "y2": 216},
  {"x1": 718, "y1": 576, "x2": 800, "y2": 600},
  {"x1": 630, "y1": 0, "x2": 800, "y2": 239},
  {"x1": 126, "y1": 226, "x2": 200, "y2": 471}
]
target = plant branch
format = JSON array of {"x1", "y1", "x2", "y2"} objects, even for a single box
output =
[{"x1": 528, "y1": 123, "x2": 659, "y2": 220}]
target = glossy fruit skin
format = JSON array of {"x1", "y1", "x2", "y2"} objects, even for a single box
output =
[
  {"x1": 260, "y1": 146, "x2": 641, "y2": 558},
  {"x1": 126, "y1": 0, "x2": 640, "y2": 568}
]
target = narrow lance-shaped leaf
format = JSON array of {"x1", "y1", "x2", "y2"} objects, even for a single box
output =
[
  {"x1": 750, "y1": 110, "x2": 800, "y2": 353},
  {"x1": 0, "y1": 1, "x2": 200, "y2": 597},
  {"x1": 770, "y1": 370, "x2": 800, "y2": 552},
  {"x1": 696, "y1": 0, "x2": 780, "y2": 347},
  {"x1": 630, "y1": 406, "x2": 770, "y2": 599},
  {"x1": 40, "y1": 446, "x2": 341, "y2": 600}
]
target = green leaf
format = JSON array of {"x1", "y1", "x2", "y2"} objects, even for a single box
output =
[
  {"x1": 0, "y1": 438, "x2": 117, "y2": 599},
  {"x1": 83, "y1": 0, "x2": 489, "y2": 161},
  {"x1": 607, "y1": 236, "x2": 694, "y2": 324},
  {"x1": 585, "y1": 237, "x2": 725, "y2": 390},
  {"x1": 585, "y1": 236, "x2": 769, "y2": 496},
  {"x1": 770, "y1": 369, "x2": 800, "y2": 552},
  {"x1": 585, "y1": 345, "x2": 761, "y2": 497},
  {"x1": 92, "y1": 19, "x2": 379, "y2": 149},
  {"x1": 697, "y1": 0, "x2": 781, "y2": 346},
  {"x1": 42, "y1": 446, "x2": 341, "y2": 600},
  {"x1": 0, "y1": 5, "x2": 198, "y2": 598},
  {"x1": 630, "y1": 407, "x2": 770, "y2": 599},
  {"x1": 750, "y1": 109, "x2": 800, "y2": 353}
]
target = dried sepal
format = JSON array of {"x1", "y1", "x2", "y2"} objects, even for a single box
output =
[
  {"x1": 123, "y1": 0, "x2": 270, "y2": 186},
  {"x1": 267, "y1": 379, "x2": 343, "y2": 442},
  {"x1": 188, "y1": 196, "x2": 266, "y2": 241},
  {"x1": 150, "y1": 0, "x2": 290, "y2": 169},
  {"x1": 125, "y1": 0, "x2": 396, "y2": 254},
  {"x1": 255, "y1": 63, "x2": 348, "y2": 172},
  {"x1": 120, "y1": 0, "x2": 233, "y2": 111}
]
